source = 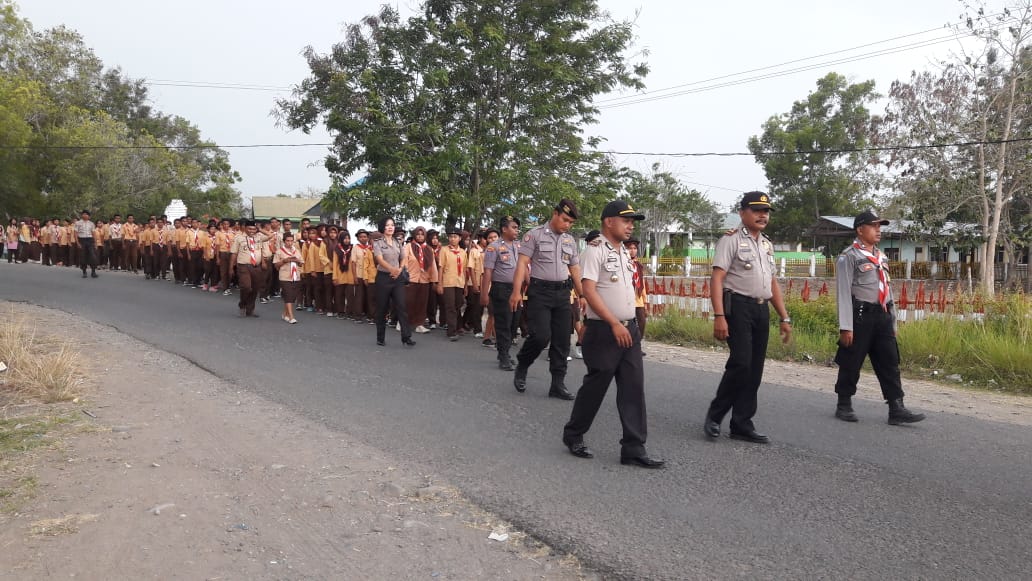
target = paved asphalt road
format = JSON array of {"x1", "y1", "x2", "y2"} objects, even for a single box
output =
[{"x1": 2, "y1": 263, "x2": 1031, "y2": 580}]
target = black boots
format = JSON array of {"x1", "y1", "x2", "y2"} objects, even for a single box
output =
[
  {"x1": 888, "y1": 398, "x2": 925, "y2": 425},
  {"x1": 835, "y1": 396, "x2": 858, "y2": 422}
]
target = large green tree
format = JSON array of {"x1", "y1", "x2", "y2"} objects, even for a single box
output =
[
  {"x1": 278, "y1": 0, "x2": 647, "y2": 230},
  {"x1": 748, "y1": 72, "x2": 880, "y2": 247},
  {"x1": 623, "y1": 163, "x2": 711, "y2": 255},
  {"x1": 0, "y1": 0, "x2": 242, "y2": 220}
]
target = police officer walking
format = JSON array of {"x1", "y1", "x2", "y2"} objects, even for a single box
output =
[
  {"x1": 510, "y1": 199, "x2": 583, "y2": 399},
  {"x1": 562, "y1": 201, "x2": 663, "y2": 468},
  {"x1": 481, "y1": 215, "x2": 522, "y2": 371},
  {"x1": 704, "y1": 192, "x2": 791, "y2": 444},
  {"x1": 73, "y1": 210, "x2": 99, "y2": 279},
  {"x1": 833, "y1": 211, "x2": 925, "y2": 425}
]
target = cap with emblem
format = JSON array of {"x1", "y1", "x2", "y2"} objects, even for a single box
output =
[
  {"x1": 739, "y1": 191, "x2": 772, "y2": 211},
  {"x1": 853, "y1": 210, "x2": 890, "y2": 229},
  {"x1": 584, "y1": 229, "x2": 601, "y2": 243},
  {"x1": 446, "y1": 227, "x2": 462, "y2": 237},
  {"x1": 625, "y1": 238, "x2": 640, "y2": 247},
  {"x1": 554, "y1": 199, "x2": 579, "y2": 219},
  {"x1": 601, "y1": 200, "x2": 645, "y2": 220}
]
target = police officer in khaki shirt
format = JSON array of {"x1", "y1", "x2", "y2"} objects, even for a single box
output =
[
  {"x1": 833, "y1": 211, "x2": 925, "y2": 425},
  {"x1": 510, "y1": 199, "x2": 584, "y2": 399},
  {"x1": 481, "y1": 216, "x2": 523, "y2": 370},
  {"x1": 562, "y1": 201, "x2": 663, "y2": 468},
  {"x1": 704, "y1": 192, "x2": 791, "y2": 444}
]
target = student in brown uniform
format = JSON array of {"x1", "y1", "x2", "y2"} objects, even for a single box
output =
[
  {"x1": 437, "y1": 229, "x2": 467, "y2": 341},
  {"x1": 38, "y1": 219, "x2": 52, "y2": 266},
  {"x1": 201, "y1": 223, "x2": 219, "y2": 291},
  {"x1": 305, "y1": 226, "x2": 331, "y2": 313},
  {"x1": 626, "y1": 238, "x2": 648, "y2": 337},
  {"x1": 230, "y1": 221, "x2": 269, "y2": 318},
  {"x1": 216, "y1": 219, "x2": 235, "y2": 294},
  {"x1": 152, "y1": 218, "x2": 172, "y2": 280},
  {"x1": 186, "y1": 218, "x2": 206, "y2": 287},
  {"x1": 321, "y1": 225, "x2": 338, "y2": 316},
  {"x1": 94, "y1": 220, "x2": 106, "y2": 268},
  {"x1": 405, "y1": 226, "x2": 438, "y2": 333},
  {"x1": 139, "y1": 218, "x2": 155, "y2": 279},
  {"x1": 354, "y1": 229, "x2": 377, "y2": 324},
  {"x1": 274, "y1": 231, "x2": 304, "y2": 324},
  {"x1": 46, "y1": 219, "x2": 60, "y2": 266},
  {"x1": 123, "y1": 215, "x2": 140, "y2": 273},
  {"x1": 5, "y1": 219, "x2": 18, "y2": 263},
  {"x1": 464, "y1": 230, "x2": 487, "y2": 336},
  {"x1": 425, "y1": 229, "x2": 443, "y2": 329},
  {"x1": 331, "y1": 230, "x2": 357, "y2": 318}
]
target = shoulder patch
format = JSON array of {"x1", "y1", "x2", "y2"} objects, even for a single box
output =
[
  {"x1": 523, "y1": 234, "x2": 531, "y2": 242},
  {"x1": 485, "y1": 246, "x2": 495, "y2": 252}
]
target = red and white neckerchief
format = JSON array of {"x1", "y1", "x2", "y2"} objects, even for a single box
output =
[
  {"x1": 632, "y1": 259, "x2": 643, "y2": 293},
  {"x1": 282, "y1": 246, "x2": 300, "y2": 281},
  {"x1": 449, "y1": 247, "x2": 462, "y2": 274},
  {"x1": 247, "y1": 236, "x2": 258, "y2": 266},
  {"x1": 193, "y1": 229, "x2": 199, "y2": 246},
  {"x1": 210, "y1": 235, "x2": 217, "y2": 255},
  {"x1": 158, "y1": 229, "x2": 165, "y2": 245},
  {"x1": 853, "y1": 240, "x2": 889, "y2": 311}
]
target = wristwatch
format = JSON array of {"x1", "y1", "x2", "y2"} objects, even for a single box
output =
[{"x1": 780, "y1": 317, "x2": 792, "y2": 324}]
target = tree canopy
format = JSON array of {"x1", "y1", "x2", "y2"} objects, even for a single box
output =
[
  {"x1": 0, "y1": 0, "x2": 243, "y2": 220},
  {"x1": 278, "y1": 0, "x2": 648, "y2": 231}
]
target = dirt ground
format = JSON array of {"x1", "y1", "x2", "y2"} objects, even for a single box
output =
[
  {"x1": 1, "y1": 302, "x2": 1029, "y2": 581},
  {"x1": 0, "y1": 302, "x2": 587, "y2": 581}
]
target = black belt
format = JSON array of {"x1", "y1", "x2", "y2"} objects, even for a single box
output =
[
  {"x1": 530, "y1": 277, "x2": 572, "y2": 290},
  {"x1": 492, "y1": 281, "x2": 514, "y2": 287},
  {"x1": 586, "y1": 318, "x2": 637, "y2": 328},
  {"x1": 730, "y1": 292, "x2": 767, "y2": 305},
  {"x1": 853, "y1": 299, "x2": 893, "y2": 310}
]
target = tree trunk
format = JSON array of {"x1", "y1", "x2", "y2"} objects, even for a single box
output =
[{"x1": 982, "y1": 73, "x2": 1019, "y2": 295}]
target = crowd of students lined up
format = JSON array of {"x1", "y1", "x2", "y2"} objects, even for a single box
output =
[{"x1": 4, "y1": 213, "x2": 646, "y2": 354}]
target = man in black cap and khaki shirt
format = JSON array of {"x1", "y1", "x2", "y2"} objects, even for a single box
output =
[
  {"x1": 704, "y1": 192, "x2": 791, "y2": 444},
  {"x1": 833, "y1": 211, "x2": 925, "y2": 425},
  {"x1": 562, "y1": 200, "x2": 663, "y2": 468},
  {"x1": 510, "y1": 199, "x2": 583, "y2": 399}
]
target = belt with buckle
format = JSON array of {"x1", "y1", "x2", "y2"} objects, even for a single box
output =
[
  {"x1": 586, "y1": 318, "x2": 636, "y2": 327},
  {"x1": 530, "y1": 277, "x2": 572, "y2": 290},
  {"x1": 730, "y1": 292, "x2": 767, "y2": 305}
]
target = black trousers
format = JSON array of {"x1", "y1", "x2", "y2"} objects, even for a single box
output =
[
  {"x1": 489, "y1": 282, "x2": 521, "y2": 363},
  {"x1": 464, "y1": 290, "x2": 483, "y2": 333},
  {"x1": 563, "y1": 319, "x2": 647, "y2": 457},
  {"x1": 515, "y1": 279, "x2": 573, "y2": 381},
  {"x1": 374, "y1": 271, "x2": 412, "y2": 342},
  {"x1": 834, "y1": 301, "x2": 904, "y2": 401},
  {"x1": 109, "y1": 239, "x2": 123, "y2": 270},
  {"x1": 706, "y1": 295, "x2": 770, "y2": 433},
  {"x1": 77, "y1": 238, "x2": 97, "y2": 271}
]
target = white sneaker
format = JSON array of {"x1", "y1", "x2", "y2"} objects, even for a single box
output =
[
  {"x1": 474, "y1": 332, "x2": 484, "y2": 338},
  {"x1": 327, "y1": 312, "x2": 334, "y2": 317},
  {"x1": 395, "y1": 323, "x2": 401, "y2": 331},
  {"x1": 290, "y1": 318, "x2": 298, "y2": 324},
  {"x1": 574, "y1": 346, "x2": 583, "y2": 359},
  {"x1": 222, "y1": 289, "x2": 232, "y2": 296},
  {"x1": 282, "y1": 315, "x2": 291, "y2": 323},
  {"x1": 415, "y1": 325, "x2": 429, "y2": 334}
]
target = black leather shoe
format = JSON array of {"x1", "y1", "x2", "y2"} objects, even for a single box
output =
[
  {"x1": 402, "y1": 338, "x2": 416, "y2": 346},
  {"x1": 376, "y1": 339, "x2": 386, "y2": 346},
  {"x1": 703, "y1": 419, "x2": 720, "y2": 439},
  {"x1": 549, "y1": 385, "x2": 575, "y2": 400},
  {"x1": 729, "y1": 430, "x2": 771, "y2": 444},
  {"x1": 565, "y1": 442, "x2": 593, "y2": 459},
  {"x1": 620, "y1": 455, "x2": 665, "y2": 469},
  {"x1": 513, "y1": 366, "x2": 528, "y2": 392},
  {"x1": 499, "y1": 359, "x2": 514, "y2": 371}
]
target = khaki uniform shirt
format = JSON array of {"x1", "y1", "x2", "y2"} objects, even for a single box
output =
[
  {"x1": 466, "y1": 245, "x2": 484, "y2": 286},
  {"x1": 836, "y1": 241, "x2": 894, "y2": 332},
  {"x1": 373, "y1": 238, "x2": 405, "y2": 272},
  {"x1": 405, "y1": 242, "x2": 438, "y2": 284},
  {"x1": 519, "y1": 225, "x2": 579, "y2": 281},
  {"x1": 123, "y1": 223, "x2": 138, "y2": 241},
  {"x1": 580, "y1": 238, "x2": 637, "y2": 322},
  {"x1": 73, "y1": 219, "x2": 95, "y2": 239},
  {"x1": 438, "y1": 246, "x2": 466, "y2": 288},
  {"x1": 483, "y1": 238, "x2": 520, "y2": 283},
  {"x1": 275, "y1": 245, "x2": 304, "y2": 282},
  {"x1": 231, "y1": 234, "x2": 270, "y2": 265},
  {"x1": 331, "y1": 246, "x2": 358, "y2": 285},
  {"x1": 712, "y1": 224, "x2": 774, "y2": 300}
]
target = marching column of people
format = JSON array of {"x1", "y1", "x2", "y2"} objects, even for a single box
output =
[{"x1": 3, "y1": 196, "x2": 930, "y2": 468}]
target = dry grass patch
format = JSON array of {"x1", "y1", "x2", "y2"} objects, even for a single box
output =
[
  {"x1": 30, "y1": 513, "x2": 99, "y2": 536},
  {"x1": 0, "y1": 311, "x2": 85, "y2": 403}
]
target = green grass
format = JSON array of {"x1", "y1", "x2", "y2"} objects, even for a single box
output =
[{"x1": 646, "y1": 294, "x2": 1032, "y2": 395}]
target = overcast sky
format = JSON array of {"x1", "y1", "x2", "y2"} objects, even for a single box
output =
[{"x1": 20, "y1": 0, "x2": 988, "y2": 211}]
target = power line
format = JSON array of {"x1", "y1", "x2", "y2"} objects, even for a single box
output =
[
  {"x1": 5, "y1": 136, "x2": 1031, "y2": 154},
  {"x1": 594, "y1": 22, "x2": 963, "y2": 105},
  {"x1": 598, "y1": 18, "x2": 1015, "y2": 110},
  {"x1": 144, "y1": 79, "x2": 294, "y2": 92}
]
